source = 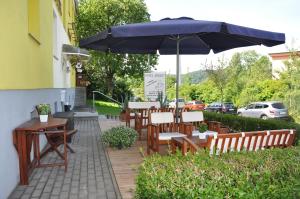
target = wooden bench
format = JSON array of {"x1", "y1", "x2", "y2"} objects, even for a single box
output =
[
  {"x1": 181, "y1": 129, "x2": 296, "y2": 155},
  {"x1": 135, "y1": 107, "x2": 163, "y2": 140},
  {"x1": 147, "y1": 112, "x2": 187, "y2": 154}
]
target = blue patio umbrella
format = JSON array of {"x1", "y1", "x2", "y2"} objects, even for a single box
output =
[{"x1": 80, "y1": 17, "x2": 285, "y2": 122}]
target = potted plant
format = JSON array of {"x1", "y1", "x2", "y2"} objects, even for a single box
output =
[
  {"x1": 37, "y1": 104, "x2": 51, "y2": 122},
  {"x1": 198, "y1": 123, "x2": 208, "y2": 133}
]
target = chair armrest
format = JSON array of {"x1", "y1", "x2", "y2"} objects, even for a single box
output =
[
  {"x1": 148, "y1": 124, "x2": 159, "y2": 128},
  {"x1": 179, "y1": 123, "x2": 194, "y2": 136},
  {"x1": 67, "y1": 129, "x2": 77, "y2": 136},
  {"x1": 43, "y1": 130, "x2": 65, "y2": 134},
  {"x1": 182, "y1": 137, "x2": 199, "y2": 154}
]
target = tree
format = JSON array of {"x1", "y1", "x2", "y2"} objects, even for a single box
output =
[
  {"x1": 205, "y1": 58, "x2": 229, "y2": 104},
  {"x1": 280, "y1": 50, "x2": 300, "y2": 121},
  {"x1": 76, "y1": 0, "x2": 157, "y2": 97}
]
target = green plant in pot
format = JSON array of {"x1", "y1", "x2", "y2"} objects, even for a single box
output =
[
  {"x1": 198, "y1": 123, "x2": 208, "y2": 133},
  {"x1": 102, "y1": 126, "x2": 137, "y2": 149},
  {"x1": 37, "y1": 104, "x2": 51, "y2": 122}
]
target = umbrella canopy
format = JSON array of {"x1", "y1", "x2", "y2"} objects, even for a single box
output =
[{"x1": 79, "y1": 17, "x2": 285, "y2": 121}]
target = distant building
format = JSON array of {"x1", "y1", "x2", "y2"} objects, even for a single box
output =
[{"x1": 269, "y1": 51, "x2": 300, "y2": 79}]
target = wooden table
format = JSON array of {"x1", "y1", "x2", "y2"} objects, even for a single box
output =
[
  {"x1": 171, "y1": 136, "x2": 209, "y2": 155},
  {"x1": 13, "y1": 117, "x2": 67, "y2": 185}
]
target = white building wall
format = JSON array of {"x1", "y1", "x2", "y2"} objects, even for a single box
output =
[
  {"x1": 52, "y1": 3, "x2": 71, "y2": 88},
  {"x1": 271, "y1": 59, "x2": 286, "y2": 79}
]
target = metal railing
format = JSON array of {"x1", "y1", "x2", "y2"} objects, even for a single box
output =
[{"x1": 92, "y1": 91, "x2": 122, "y2": 111}]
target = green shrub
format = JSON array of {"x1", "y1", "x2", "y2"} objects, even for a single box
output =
[
  {"x1": 136, "y1": 147, "x2": 300, "y2": 199},
  {"x1": 204, "y1": 111, "x2": 300, "y2": 144},
  {"x1": 102, "y1": 126, "x2": 137, "y2": 149}
]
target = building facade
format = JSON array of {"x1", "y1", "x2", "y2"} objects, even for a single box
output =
[
  {"x1": 269, "y1": 51, "x2": 300, "y2": 79},
  {"x1": 0, "y1": 1, "x2": 80, "y2": 198}
]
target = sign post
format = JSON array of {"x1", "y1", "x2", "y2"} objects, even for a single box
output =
[{"x1": 144, "y1": 72, "x2": 166, "y2": 101}]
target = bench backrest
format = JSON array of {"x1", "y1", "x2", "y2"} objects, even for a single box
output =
[
  {"x1": 128, "y1": 101, "x2": 160, "y2": 109},
  {"x1": 149, "y1": 112, "x2": 178, "y2": 133},
  {"x1": 208, "y1": 129, "x2": 296, "y2": 155},
  {"x1": 150, "y1": 112, "x2": 174, "y2": 124},
  {"x1": 181, "y1": 111, "x2": 204, "y2": 123}
]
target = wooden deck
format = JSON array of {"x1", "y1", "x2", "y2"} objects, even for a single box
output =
[
  {"x1": 106, "y1": 140, "x2": 145, "y2": 199},
  {"x1": 99, "y1": 119, "x2": 170, "y2": 199},
  {"x1": 99, "y1": 119, "x2": 145, "y2": 199}
]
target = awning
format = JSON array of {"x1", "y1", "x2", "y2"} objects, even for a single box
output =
[{"x1": 62, "y1": 44, "x2": 90, "y2": 62}]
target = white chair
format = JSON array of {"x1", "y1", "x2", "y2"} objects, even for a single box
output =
[
  {"x1": 180, "y1": 111, "x2": 205, "y2": 136},
  {"x1": 147, "y1": 112, "x2": 186, "y2": 154}
]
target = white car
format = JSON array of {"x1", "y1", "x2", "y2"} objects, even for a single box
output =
[
  {"x1": 237, "y1": 101, "x2": 288, "y2": 120},
  {"x1": 169, "y1": 98, "x2": 185, "y2": 108}
]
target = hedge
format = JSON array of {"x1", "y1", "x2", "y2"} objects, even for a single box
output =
[
  {"x1": 135, "y1": 147, "x2": 300, "y2": 199},
  {"x1": 203, "y1": 111, "x2": 300, "y2": 144}
]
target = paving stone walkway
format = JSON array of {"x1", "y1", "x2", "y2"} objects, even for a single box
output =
[{"x1": 9, "y1": 118, "x2": 121, "y2": 199}]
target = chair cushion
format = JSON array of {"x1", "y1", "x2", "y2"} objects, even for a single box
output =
[{"x1": 158, "y1": 132, "x2": 187, "y2": 140}]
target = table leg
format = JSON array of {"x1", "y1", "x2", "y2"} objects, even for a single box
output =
[
  {"x1": 34, "y1": 133, "x2": 41, "y2": 167},
  {"x1": 17, "y1": 131, "x2": 29, "y2": 185},
  {"x1": 182, "y1": 140, "x2": 187, "y2": 156},
  {"x1": 63, "y1": 126, "x2": 67, "y2": 172},
  {"x1": 171, "y1": 140, "x2": 176, "y2": 154}
]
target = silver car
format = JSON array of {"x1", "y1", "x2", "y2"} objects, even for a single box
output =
[{"x1": 237, "y1": 101, "x2": 288, "y2": 120}]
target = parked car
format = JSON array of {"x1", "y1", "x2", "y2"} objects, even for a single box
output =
[
  {"x1": 237, "y1": 101, "x2": 288, "y2": 120},
  {"x1": 205, "y1": 102, "x2": 236, "y2": 114},
  {"x1": 184, "y1": 100, "x2": 205, "y2": 111},
  {"x1": 169, "y1": 98, "x2": 185, "y2": 108}
]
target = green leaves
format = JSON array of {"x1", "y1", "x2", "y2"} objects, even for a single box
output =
[
  {"x1": 135, "y1": 147, "x2": 300, "y2": 199},
  {"x1": 101, "y1": 126, "x2": 137, "y2": 149},
  {"x1": 36, "y1": 104, "x2": 51, "y2": 115},
  {"x1": 75, "y1": 0, "x2": 157, "y2": 98}
]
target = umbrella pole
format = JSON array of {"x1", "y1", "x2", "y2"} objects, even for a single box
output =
[{"x1": 175, "y1": 36, "x2": 180, "y2": 123}]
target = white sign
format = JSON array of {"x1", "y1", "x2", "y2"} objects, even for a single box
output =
[{"x1": 144, "y1": 72, "x2": 166, "y2": 101}]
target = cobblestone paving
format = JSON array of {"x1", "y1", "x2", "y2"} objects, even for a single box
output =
[{"x1": 9, "y1": 118, "x2": 121, "y2": 199}]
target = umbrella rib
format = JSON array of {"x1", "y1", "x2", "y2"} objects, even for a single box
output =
[{"x1": 168, "y1": 34, "x2": 211, "y2": 50}]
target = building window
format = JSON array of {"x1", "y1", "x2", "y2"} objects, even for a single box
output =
[
  {"x1": 28, "y1": 0, "x2": 40, "y2": 43},
  {"x1": 55, "y1": 0, "x2": 62, "y2": 15},
  {"x1": 53, "y1": 11, "x2": 58, "y2": 59}
]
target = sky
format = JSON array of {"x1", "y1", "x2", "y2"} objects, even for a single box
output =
[{"x1": 144, "y1": 0, "x2": 300, "y2": 74}]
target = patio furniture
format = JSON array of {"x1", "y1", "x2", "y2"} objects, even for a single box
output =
[
  {"x1": 125, "y1": 101, "x2": 160, "y2": 127},
  {"x1": 207, "y1": 121, "x2": 230, "y2": 134},
  {"x1": 180, "y1": 111, "x2": 205, "y2": 136},
  {"x1": 147, "y1": 112, "x2": 186, "y2": 154},
  {"x1": 39, "y1": 128, "x2": 77, "y2": 160},
  {"x1": 134, "y1": 107, "x2": 162, "y2": 140},
  {"x1": 213, "y1": 129, "x2": 296, "y2": 154},
  {"x1": 80, "y1": 17, "x2": 285, "y2": 124},
  {"x1": 177, "y1": 129, "x2": 296, "y2": 156},
  {"x1": 13, "y1": 118, "x2": 68, "y2": 185},
  {"x1": 171, "y1": 135, "x2": 212, "y2": 155}
]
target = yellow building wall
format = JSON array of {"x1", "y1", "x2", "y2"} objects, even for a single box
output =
[
  {"x1": 0, "y1": 0, "x2": 77, "y2": 90},
  {"x1": 0, "y1": 0, "x2": 53, "y2": 89}
]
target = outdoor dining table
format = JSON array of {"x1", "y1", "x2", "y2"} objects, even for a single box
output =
[
  {"x1": 171, "y1": 131, "x2": 217, "y2": 155},
  {"x1": 13, "y1": 117, "x2": 67, "y2": 185}
]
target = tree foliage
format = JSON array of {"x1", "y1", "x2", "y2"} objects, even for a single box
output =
[{"x1": 76, "y1": 0, "x2": 157, "y2": 98}]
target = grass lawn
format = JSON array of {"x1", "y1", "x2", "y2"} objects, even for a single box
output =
[{"x1": 87, "y1": 99, "x2": 122, "y2": 116}]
